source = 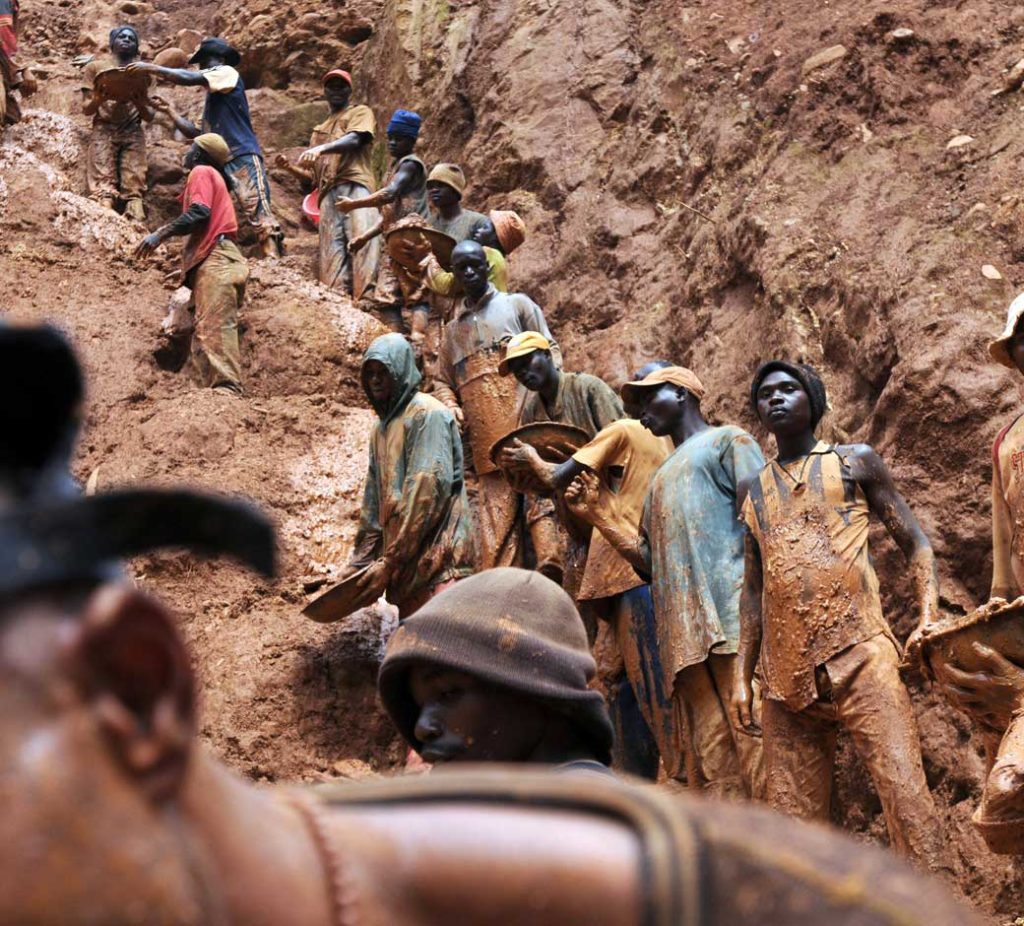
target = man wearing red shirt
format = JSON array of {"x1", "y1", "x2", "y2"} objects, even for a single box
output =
[
  {"x1": 136, "y1": 133, "x2": 249, "y2": 394},
  {"x1": 1, "y1": 0, "x2": 37, "y2": 129}
]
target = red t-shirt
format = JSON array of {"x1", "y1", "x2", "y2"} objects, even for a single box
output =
[{"x1": 180, "y1": 164, "x2": 238, "y2": 272}]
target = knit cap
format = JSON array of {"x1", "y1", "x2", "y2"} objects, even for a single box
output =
[
  {"x1": 193, "y1": 133, "x2": 231, "y2": 166},
  {"x1": 750, "y1": 360, "x2": 828, "y2": 429},
  {"x1": 378, "y1": 567, "x2": 614, "y2": 763},
  {"x1": 427, "y1": 163, "x2": 467, "y2": 197}
]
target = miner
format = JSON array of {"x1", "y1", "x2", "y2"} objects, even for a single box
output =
[
  {"x1": 81, "y1": 26, "x2": 151, "y2": 220},
  {"x1": 0, "y1": 325, "x2": 982, "y2": 926},
  {"x1": 426, "y1": 162, "x2": 489, "y2": 243},
  {"x1": 135, "y1": 133, "x2": 249, "y2": 395},
  {"x1": 511, "y1": 360, "x2": 673, "y2": 777},
  {"x1": 284, "y1": 69, "x2": 381, "y2": 300},
  {"x1": 378, "y1": 568, "x2": 614, "y2": 773},
  {"x1": 341, "y1": 333, "x2": 474, "y2": 619},
  {"x1": 564, "y1": 366, "x2": 766, "y2": 797},
  {"x1": 0, "y1": 0, "x2": 37, "y2": 129},
  {"x1": 129, "y1": 37, "x2": 284, "y2": 257},
  {"x1": 433, "y1": 241, "x2": 560, "y2": 570},
  {"x1": 423, "y1": 209, "x2": 527, "y2": 298},
  {"x1": 494, "y1": 334, "x2": 659, "y2": 776},
  {"x1": 735, "y1": 360, "x2": 949, "y2": 872}
]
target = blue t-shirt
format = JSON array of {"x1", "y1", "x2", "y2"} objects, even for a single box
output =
[{"x1": 201, "y1": 65, "x2": 261, "y2": 160}]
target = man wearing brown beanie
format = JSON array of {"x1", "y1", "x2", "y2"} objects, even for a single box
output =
[{"x1": 378, "y1": 567, "x2": 614, "y2": 772}]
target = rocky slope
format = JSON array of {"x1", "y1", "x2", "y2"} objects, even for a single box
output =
[{"x1": 4, "y1": 0, "x2": 1024, "y2": 915}]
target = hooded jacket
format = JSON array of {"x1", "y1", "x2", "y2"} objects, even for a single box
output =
[{"x1": 351, "y1": 334, "x2": 474, "y2": 603}]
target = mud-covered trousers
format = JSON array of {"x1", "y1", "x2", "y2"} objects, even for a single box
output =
[
  {"x1": 763, "y1": 633, "x2": 950, "y2": 871},
  {"x1": 319, "y1": 182, "x2": 381, "y2": 300},
  {"x1": 86, "y1": 122, "x2": 146, "y2": 211},
  {"x1": 189, "y1": 238, "x2": 249, "y2": 393},
  {"x1": 223, "y1": 153, "x2": 283, "y2": 256}
]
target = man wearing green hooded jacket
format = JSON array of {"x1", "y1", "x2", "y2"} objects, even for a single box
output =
[{"x1": 343, "y1": 333, "x2": 475, "y2": 618}]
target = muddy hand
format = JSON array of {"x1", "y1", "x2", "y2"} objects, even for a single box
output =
[
  {"x1": 149, "y1": 94, "x2": 172, "y2": 114},
  {"x1": 934, "y1": 641, "x2": 1024, "y2": 728},
  {"x1": 901, "y1": 622, "x2": 934, "y2": 681},
  {"x1": 354, "y1": 559, "x2": 390, "y2": 599},
  {"x1": 134, "y1": 233, "x2": 161, "y2": 259},
  {"x1": 498, "y1": 439, "x2": 538, "y2": 471},
  {"x1": 564, "y1": 471, "x2": 602, "y2": 523},
  {"x1": 731, "y1": 676, "x2": 762, "y2": 737},
  {"x1": 298, "y1": 145, "x2": 323, "y2": 167},
  {"x1": 348, "y1": 236, "x2": 366, "y2": 255}
]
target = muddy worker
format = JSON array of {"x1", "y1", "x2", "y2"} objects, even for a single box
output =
[
  {"x1": 735, "y1": 360, "x2": 949, "y2": 873},
  {"x1": 286, "y1": 69, "x2": 381, "y2": 301},
  {"x1": 337, "y1": 109, "x2": 429, "y2": 329},
  {"x1": 564, "y1": 366, "x2": 766, "y2": 797},
  {"x1": 495, "y1": 334, "x2": 661, "y2": 777},
  {"x1": 134, "y1": 133, "x2": 249, "y2": 395},
  {"x1": 498, "y1": 330, "x2": 624, "y2": 588},
  {"x1": 507, "y1": 359, "x2": 674, "y2": 777},
  {"x1": 0, "y1": 0, "x2": 37, "y2": 129},
  {"x1": 423, "y1": 209, "x2": 527, "y2": 298},
  {"x1": 0, "y1": 326, "x2": 982, "y2": 926},
  {"x1": 434, "y1": 240, "x2": 560, "y2": 570},
  {"x1": 426, "y1": 162, "x2": 489, "y2": 242},
  {"x1": 129, "y1": 36, "x2": 283, "y2": 258},
  {"x1": 379, "y1": 568, "x2": 614, "y2": 773},
  {"x1": 341, "y1": 333, "x2": 474, "y2": 619},
  {"x1": 81, "y1": 26, "x2": 151, "y2": 221}
]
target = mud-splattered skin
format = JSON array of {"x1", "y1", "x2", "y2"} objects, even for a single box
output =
[{"x1": 734, "y1": 369, "x2": 947, "y2": 871}]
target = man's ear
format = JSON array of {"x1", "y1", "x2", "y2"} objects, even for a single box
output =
[{"x1": 71, "y1": 584, "x2": 196, "y2": 803}]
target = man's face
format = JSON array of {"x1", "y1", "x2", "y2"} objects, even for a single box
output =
[
  {"x1": 427, "y1": 181, "x2": 459, "y2": 209},
  {"x1": 387, "y1": 133, "x2": 414, "y2": 158},
  {"x1": 471, "y1": 219, "x2": 499, "y2": 250},
  {"x1": 408, "y1": 665, "x2": 544, "y2": 764},
  {"x1": 756, "y1": 370, "x2": 812, "y2": 436},
  {"x1": 111, "y1": 30, "x2": 138, "y2": 57},
  {"x1": 323, "y1": 79, "x2": 351, "y2": 109},
  {"x1": 183, "y1": 145, "x2": 201, "y2": 171},
  {"x1": 0, "y1": 595, "x2": 205, "y2": 925},
  {"x1": 508, "y1": 350, "x2": 552, "y2": 392},
  {"x1": 362, "y1": 360, "x2": 394, "y2": 408},
  {"x1": 451, "y1": 248, "x2": 489, "y2": 294},
  {"x1": 639, "y1": 385, "x2": 683, "y2": 436},
  {"x1": 1010, "y1": 321, "x2": 1024, "y2": 376}
]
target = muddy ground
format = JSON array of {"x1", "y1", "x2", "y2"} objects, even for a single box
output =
[{"x1": 4, "y1": 0, "x2": 1024, "y2": 916}]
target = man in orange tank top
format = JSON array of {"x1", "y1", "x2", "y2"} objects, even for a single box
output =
[{"x1": 733, "y1": 360, "x2": 950, "y2": 876}]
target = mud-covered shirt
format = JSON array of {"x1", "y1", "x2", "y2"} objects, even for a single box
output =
[
  {"x1": 641, "y1": 426, "x2": 764, "y2": 691},
  {"x1": 310, "y1": 104, "x2": 376, "y2": 197},
  {"x1": 82, "y1": 57, "x2": 144, "y2": 130},
  {"x1": 741, "y1": 441, "x2": 898, "y2": 711},
  {"x1": 991, "y1": 414, "x2": 1024, "y2": 599}
]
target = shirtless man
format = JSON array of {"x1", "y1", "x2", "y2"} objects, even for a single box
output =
[{"x1": 735, "y1": 360, "x2": 948, "y2": 874}]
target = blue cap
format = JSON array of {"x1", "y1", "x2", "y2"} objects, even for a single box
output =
[{"x1": 387, "y1": 109, "x2": 422, "y2": 139}]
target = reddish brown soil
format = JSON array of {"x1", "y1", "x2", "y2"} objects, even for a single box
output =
[{"x1": 5, "y1": 0, "x2": 1024, "y2": 916}]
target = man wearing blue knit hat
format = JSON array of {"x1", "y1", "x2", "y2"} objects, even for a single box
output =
[{"x1": 345, "y1": 108, "x2": 432, "y2": 337}]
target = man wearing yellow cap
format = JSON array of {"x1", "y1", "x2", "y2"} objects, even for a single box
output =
[
  {"x1": 434, "y1": 241, "x2": 560, "y2": 571},
  {"x1": 134, "y1": 133, "x2": 249, "y2": 395},
  {"x1": 564, "y1": 366, "x2": 765, "y2": 797}
]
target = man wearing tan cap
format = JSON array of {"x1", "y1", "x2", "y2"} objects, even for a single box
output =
[
  {"x1": 565, "y1": 366, "x2": 765, "y2": 797},
  {"x1": 426, "y1": 163, "x2": 489, "y2": 243},
  {"x1": 135, "y1": 133, "x2": 249, "y2": 395},
  {"x1": 435, "y1": 241, "x2": 560, "y2": 571}
]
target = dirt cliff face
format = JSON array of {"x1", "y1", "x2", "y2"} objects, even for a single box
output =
[{"x1": 5, "y1": 0, "x2": 1024, "y2": 914}]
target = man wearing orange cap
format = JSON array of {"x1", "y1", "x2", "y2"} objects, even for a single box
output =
[
  {"x1": 422, "y1": 209, "x2": 526, "y2": 298},
  {"x1": 282, "y1": 69, "x2": 380, "y2": 300},
  {"x1": 564, "y1": 366, "x2": 765, "y2": 796},
  {"x1": 134, "y1": 133, "x2": 249, "y2": 395}
]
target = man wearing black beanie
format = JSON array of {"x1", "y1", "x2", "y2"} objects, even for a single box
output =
[{"x1": 733, "y1": 360, "x2": 951, "y2": 877}]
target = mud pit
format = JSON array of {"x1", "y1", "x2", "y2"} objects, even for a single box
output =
[{"x1": 5, "y1": 0, "x2": 1024, "y2": 917}]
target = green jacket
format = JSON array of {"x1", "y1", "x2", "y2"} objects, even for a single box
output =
[{"x1": 351, "y1": 334, "x2": 475, "y2": 604}]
